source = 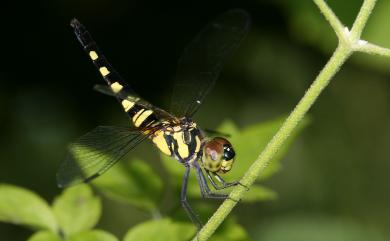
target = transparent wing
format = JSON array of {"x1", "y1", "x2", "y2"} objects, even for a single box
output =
[
  {"x1": 57, "y1": 126, "x2": 148, "y2": 187},
  {"x1": 170, "y1": 9, "x2": 250, "y2": 117},
  {"x1": 94, "y1": 84, "x2": 144, "y2": 106},
  {"x1": 94, "y1": 84, "x2": 176, "y2": 120}
]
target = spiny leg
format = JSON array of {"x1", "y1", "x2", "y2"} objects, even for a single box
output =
[
  {"x1": 181, "y1": 165, "x2": 203, "y2": 230},
  {"x1": 206, "y1": 170, "x2": 249, "y2": 191},
  {"x1": 194, "y1": 165, "x2": 229, "y2": 200}
]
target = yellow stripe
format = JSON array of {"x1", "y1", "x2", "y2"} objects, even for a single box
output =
[
  {"x1": 99, "y1": 67, "x2": 110, "y2": 77},
  {"x1": 111, "y1": 82, "x2": 123, "y2": 93},
  {"x1": 134, "y1": 110, "x2": 153, "y2": 127},
  {"x1": 132, "y1": 109, "x2": 145, "y2": 124},
  {"x1": 152, "y1": 131, "x2": 171, "y2": 156},
  {"x1": 89, "y1": 51, "x2": 98, "y2": 60},
  {"x1": 194, "y1": 136, "x2": 201, "y2": 153},
  {"x1": 121, "y1": 99, "x2": 135, "y2": 112},
  {"x1": 173, "y1": 132, "x2": 189, "y2": 158}
]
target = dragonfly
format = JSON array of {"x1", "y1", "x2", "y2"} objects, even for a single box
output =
[{"x1": 57, "y1": 9, "x2": 250, "y2": 229}]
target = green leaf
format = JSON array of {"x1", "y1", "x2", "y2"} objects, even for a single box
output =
[
  {"x1": 160, "y1": 153, "x2": 199, "y2": 196},
  {"x1": 92, "y1": 158, "x2": 163, "y2": 212},
  {"x1": 209, "y1": 218, "x2": 251, "y2": 241},
  {"x1": 161, "y1": 117, "x2": 309, "y2": 200},
  {"x1": 68, "y1": 230, "x2": 119, "y2": 241},
  {"x1": 27, "y1": 231, "x2": 62, "y2": 241},
  {"x1": 241, "y1": 185, "x2": 277, "y2": 202},
  {"x1": 160, "y1": 154, "x2": 184, "y2": 179},
  {"x1": 219, "y1": 116, "x2": 310, "y2": 181},
  {"x1": 0, "y1": 184, "x2": 57, "y2": 231},
  {"x1": 52, "y1": 185, "x2": 101, "y2": 236},
  {"x1": 217, "y1": 120, "x2": 240, "y2": 136},
  {"x1": 123, "y1": 219, "x2": 195, "y2": 241}
]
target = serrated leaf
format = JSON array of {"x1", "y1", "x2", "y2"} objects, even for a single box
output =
[
  {"x1": 52, "y1": 185, "x2": 101, "y2": 236},
  {"x1": 68, "y1": 230, "x2": 119, "y2": 241},
  {"x1": 27, "y1": 231, "x2": 62, "y2": 241},
  {"x1": 241, "y1": 185, "x2": 277, "y2": 202},
  {"x1": 0, "y1": 184, "x2": 57, "y2": 231},
  {"x1": 92, "y1": 158, "x2": 163, "y2": 212},
  {"x1": 123, "y1": 218, "x2": 195, "y2": 241}
]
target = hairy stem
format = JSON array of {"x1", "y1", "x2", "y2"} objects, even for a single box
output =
[
  {"x1": 194, "y1": 45, "x2": 352, "y2": 241},
  {"x1": 350, "y1": 0, "x2": 377, "y2": 40},
  {"x1": 354, "y1": 42, "x2": 390, "y2": 57},
  {"x1": 312, "y1": 0, "x2": 345, "y2": 41},
  {"x1": 191, "y1": 0, "x2": 386, "y2": 240}
]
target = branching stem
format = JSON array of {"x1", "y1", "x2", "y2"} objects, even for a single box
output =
[
  {"x1": 192, "y1": 1, "x2": 390, "y2": 240},
  {"x1": 195, "y1": 45, "x2": 351, "y2": 241},
  {"x1": 312, "y1": 0, "x2": 345, "y2": 41},
  {"x1": 350, "y1": 0, "x2": 378, "y2": 40}
]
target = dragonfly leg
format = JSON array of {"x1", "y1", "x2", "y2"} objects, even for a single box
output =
[
  {"x1": 212, "y1": 172, "x2": 249, "y2": 191},
  {"x1": 194, "y1": 165, "x2": 229, "y2": 200},
  {"x1": 181, "y1": 165, "x2": 203, "y2": 230},
  {"x1": 205, "y1": 170, "x2": 225, "y2": 190}
]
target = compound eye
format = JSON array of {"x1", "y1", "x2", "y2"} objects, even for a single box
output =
[
  {"x1": 223, "y1": 144, "x2": 235, "y2": 160},
  {"x1": 207, "y1": 149, "x2": 220, "y2": 161}
]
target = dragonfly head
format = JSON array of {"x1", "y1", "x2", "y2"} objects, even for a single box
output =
[{"x1": 202, "y1": 137, "x2": 235, "y2": 174}]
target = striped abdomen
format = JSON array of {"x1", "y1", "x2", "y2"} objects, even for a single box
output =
[
  {"x1": 70, "y1": 19, "x2": 159, "y2": 130},
  {"x1": 71, "y1": 19, "x2": 202, "y2": 164}
]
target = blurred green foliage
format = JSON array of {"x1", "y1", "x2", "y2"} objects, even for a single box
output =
[
  {"x1": 0, "y1": 116, "x2": 306, "y2": 240},
  {"x1": 52, "y1": 185, "x2": 101, "y2": 236},
  {"x1": 123, "y1": 219, "x2": 194, "y2": 241},
  {"x1": 28, "y1": 232, "x2": 62, "y2": 241},
  {"x1": 1, "y1": 0, "x2": 390, "y2": 240},
  {"x1": 283, "y1": 0, "x2": 390, "y2": 73},
  {"x1": 0, "y1": 184, "x2": 57, "y2": 232},
  {"x1": 93, "y1": 159, "x2": 163, "y2": 212},
  {"x1": 252, "y1": 215, "x2": 389, "y2": 241}
]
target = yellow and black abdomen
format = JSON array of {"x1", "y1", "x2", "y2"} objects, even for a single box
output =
[
  {"x1": 71, "y1": 21, "x2": 158, "y2": 130},
  {"x1": 119, "y1": 98, "x2": 157, "y2": 129},
  {"x1": 71, "y1": 19, "x2": 202, "y2": 164}
]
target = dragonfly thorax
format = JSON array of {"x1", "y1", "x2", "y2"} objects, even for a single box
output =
[
  {"x1": 151, "y1": 120, "x2": 203, "y2": 164},
  {"x1": 62, "y1": 10, "x2": 249, "y2": 228}
]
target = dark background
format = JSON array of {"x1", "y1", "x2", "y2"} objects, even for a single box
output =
[{"x1": 1, "y1": 0, "x2": 390, "y2": 240}]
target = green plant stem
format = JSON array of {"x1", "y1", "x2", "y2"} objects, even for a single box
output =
[
  {"x1": 193, "y1": 44, "x2": 352, "y2": 241},
  {"x1": 191, "y1": 0, "x2": 388, "y2": 240},
  {"x1": 354, "y1": 42, "x2": 390, "y2": 57},
  {"x1": 312, "y1": 0, "x2": 345, "y2": 41},
  {"x1": 350, "y1": 0, "x2": 377, "y2": 40}
]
